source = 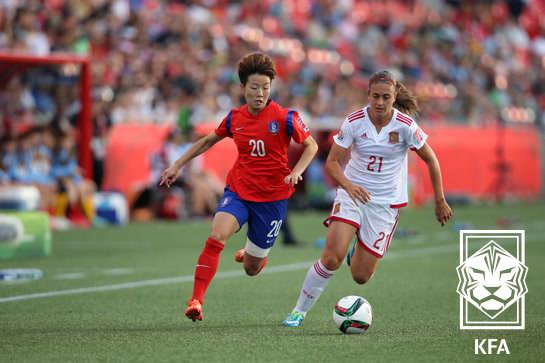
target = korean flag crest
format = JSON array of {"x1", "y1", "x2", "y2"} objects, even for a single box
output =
[
  {"x1": 268, "y1": 121, "x2": 279, "y2": 135},
  {"x1": 389, "y1": 131, "x2": 399, "y2": 144}
]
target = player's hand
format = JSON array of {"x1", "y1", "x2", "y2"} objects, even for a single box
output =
[
  {"x1": 284, "y1": 172, "x2": 303, "y2": 186},
  {"x1": 159, "y1": 165, "x2": 182, "y2": 188},
  {"x1": 435, "y1": 199, "x2": 452, "y2": 226},
  {"x1": 345, "y1": 183, "x2": 371, "y2": 205}
]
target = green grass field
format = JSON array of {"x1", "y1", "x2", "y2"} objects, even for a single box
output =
[{"x1": 1, "y1": 202, "x2": 544, "y2": 362}]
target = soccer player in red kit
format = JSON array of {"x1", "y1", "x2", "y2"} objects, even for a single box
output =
[{"x1": 160, "y1": 53, "x2": 318, "y2": 322}]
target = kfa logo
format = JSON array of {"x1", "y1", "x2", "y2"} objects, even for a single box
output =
[
  {"x1": 268, "y1": 121, "x2": 279, "y2": 135},
  {"x1": 475, "y1": 339, "x2": 510, "y2": 355},
  {"x1": 457, "y1": 230, "x2": 528, "y2": 329}
]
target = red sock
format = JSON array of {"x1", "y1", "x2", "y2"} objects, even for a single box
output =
[
  {"x1": 258, "y1": 257, "x2": 268, "y2": 273},
  {"x1": 191, "y1": 238, "x2": 224, "y2": 304}
]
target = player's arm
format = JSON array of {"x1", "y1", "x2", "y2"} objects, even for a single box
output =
[
  {"x1": 160, "y1": 131, "x2": 224, "y2": 187},
  {"x1": 284, "y1": 136, "x2": 318, "y2": 186},
  {"x1": 414, "y1": 143, "x2": 452, "y2": 226},
  {"x1": 325, "y1": 143, "x2": 370, "y2": 204}
]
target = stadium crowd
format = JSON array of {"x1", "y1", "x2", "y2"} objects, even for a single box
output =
[{"x1": 1, "y1": 0, "x2": 544, "y2": 222}]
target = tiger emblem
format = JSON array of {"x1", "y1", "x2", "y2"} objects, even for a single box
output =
[{"x1": 457, "y1": 241, "x2": 528, "y2": 319}]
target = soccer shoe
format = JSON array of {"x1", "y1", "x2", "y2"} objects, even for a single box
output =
[
  {"x1": 282, "y1": 311, "x2": 306, "y2": 327},
  {"x1": 346, "y1": 243, "x2": 356, "y2": 267},
  {"x1": 185, "y1": 299, "x2": 203, "y2": 322},
  {"x1": 235, "y1": 248, "x2": 245, "y2": 263}
]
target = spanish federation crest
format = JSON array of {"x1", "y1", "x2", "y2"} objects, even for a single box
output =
[
  {"x1": 268, "y1": 121, "x2": 279, "y2": 135},
  {"x1": 388, "y1": 131, "x2": 399, "y2": 144}
]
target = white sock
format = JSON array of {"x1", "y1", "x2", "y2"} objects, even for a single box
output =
[{"x1": 293, "y1": 260, "x2": 335, "y2": 315}]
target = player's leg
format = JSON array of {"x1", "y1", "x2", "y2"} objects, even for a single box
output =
[
  {"x1": 186, "y1": 188, "x2": 248, "y2": 321},
  {"x1": 350, "y1": 207, "x2": 400, "y2": 284},
  {"x1": 349, "y1": 245, "x2": 380, "y2": 285},
  {"x1": 79, "y1": 179, "x2": 96, "y2": 221},
  {"x1": 53, "y1": 178, "x2": 73, "y2": 218},
  {"x1": 186, "y1": 212, "x2": 240, "y2": 321},
  {"x1": 241, "y1": 252, "x2": 267, "y2": 276},
  {"x1": 283, "y1": 190, "x2": 361, "y2": 327},
  {"x1": 233, "y1": 248, "x2": 269, "y2": 274},
  {"x1": 63, "y1": 178, "x2": 78, "y2": 207},
  {"x1": 63, "y1": 178, "x2": 88, "y2": 224},
  {"x1": 238, "y1": 199, "x2": 288, "y2": 276},
  {"x1": 283, "y1": 221, "x2": 356, "y2": 327}
]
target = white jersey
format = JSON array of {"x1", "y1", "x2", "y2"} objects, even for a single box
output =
[{"x1": 333, "y1": 107, "x2": 428, "y2": 208}]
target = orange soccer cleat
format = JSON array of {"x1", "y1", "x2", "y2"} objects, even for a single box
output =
[
  {"x1": 185, "y1": 299, "x2": 203, "y2": 322},
  {"x1": 234, "y1": 248, "x2": 245, "y2": 263}
]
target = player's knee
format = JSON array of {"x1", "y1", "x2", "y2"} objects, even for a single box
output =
[
  {"x1": 321, "y1": 255, "x2": 342, "y2": 271},
  {"x1": 244, "y1": 265, "x2": 260, "y2": 276},
  {"x1": 208, "y1": 232, "x2": 228, "y2": 244},
  {"x1": 352, "y1": 271, "x2": 373, "y2": 285}
]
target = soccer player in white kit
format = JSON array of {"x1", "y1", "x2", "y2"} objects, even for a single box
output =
[{"x1": 283, "y1": 70, "x2": 453, "y2": 327}]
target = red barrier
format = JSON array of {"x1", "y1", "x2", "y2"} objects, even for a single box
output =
[
  {"x1": 200, "y1": 139, "x2": 238, "y2": 183},
  {"x1": 193, "y1": 124, "x2": 238, "y2": 183},
  {"x1": 410, "y1": 125, "x2": 541, "y2": 201},
  {"x1": 103, "y1": 123, "x2": 542, "y2": 202},
  {"x1": 103, "y1": 123, "x2": 237, "y2": 197},
  {"x1": 102, "y1": 124, "x2": 171, "y2": 196}
]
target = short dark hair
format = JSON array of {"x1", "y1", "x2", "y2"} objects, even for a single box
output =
[{"x1": 237, "y1": 53, "x2": 276, "y2": 86}]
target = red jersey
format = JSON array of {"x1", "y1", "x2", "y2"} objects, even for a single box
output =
[{"x1": 215, "y1": 100, "x2": 311, "y2": 202}]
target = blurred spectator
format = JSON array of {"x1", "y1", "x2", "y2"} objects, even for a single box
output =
[
  {"x1": 165, "y1": 128, "x2": 223, "y2": 217},
  {"x1": 28, "y1": 127, "x2": 57, "y2": 211},
  {"x1": 1, "y1": 0, "x2": 544, "y2": 219},
  {"x1": 13, "y1": 5, "x2": 50, "y2": 56},
  {"x1": 0, "y1": 135, "x2": 16, "y2": 185},
  {"x1": 1, "y1": 0, "x2": 544, "y2": 133},
  {"x1": 1, "y1": 128, "x2": 56, "y2": 211},
  {"x1": 140, "y1": 127, "x2": 222, "y2": 219},
  {"x1": 52, "y1": 131, "x2": 97, "y2": 225}
]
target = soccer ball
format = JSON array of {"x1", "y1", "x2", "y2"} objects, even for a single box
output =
[{"x1": 333, "y1": 296, "x2": 372, "y2": 334}]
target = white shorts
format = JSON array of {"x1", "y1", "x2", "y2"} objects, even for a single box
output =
[{"x1": 323, "y1": 188, "x2": 401, "y2": 258}]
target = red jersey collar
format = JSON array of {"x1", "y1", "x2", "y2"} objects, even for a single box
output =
[{"x1": 241, "y1": 99, "x2": 274, "y2": 118}]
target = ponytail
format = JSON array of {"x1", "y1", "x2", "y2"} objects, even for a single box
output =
[
  {"x1": 393, "y1": 81, "x2": 419, "y2": 117},
  {"x1": 369, "y1": 70, "x2": 420, "y2": 117}
]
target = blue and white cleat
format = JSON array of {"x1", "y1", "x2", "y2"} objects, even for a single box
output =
[
  {"x1": 282, "y1": 311, "x2": 306, "y2": 327},
  {"x1": 346, "y1": 242, "x2": 356, "y2": 266}
]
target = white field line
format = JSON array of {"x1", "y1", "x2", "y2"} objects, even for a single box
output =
[
  {"x1": 54, "y1": 273, "x2": 87, "y2": 280},
  {"x1": 0, "y1": 233, "x2": 542, "y2": 304},
  {"x1": 101, "y1": 268, "x2": 135, "y2": 276}
]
